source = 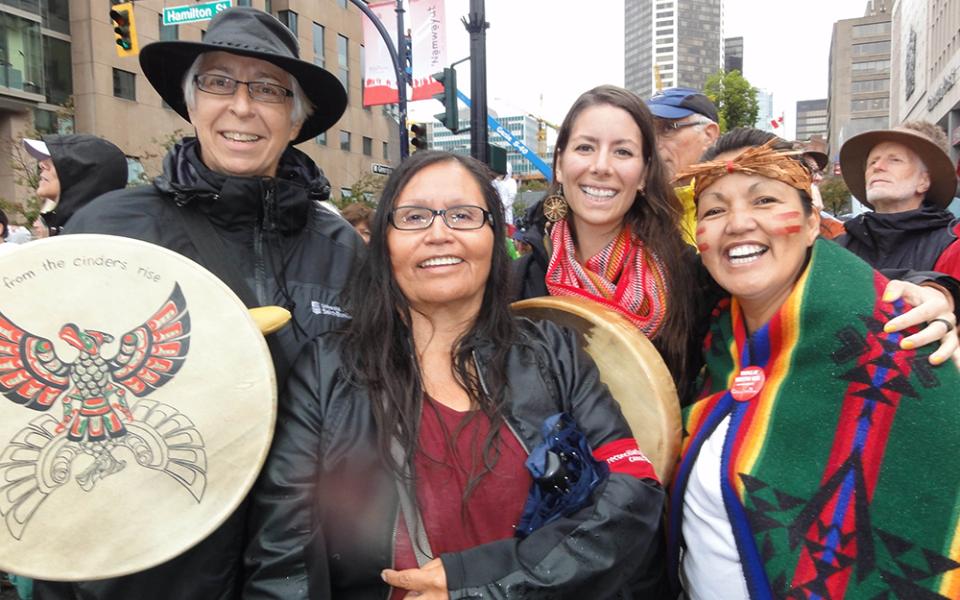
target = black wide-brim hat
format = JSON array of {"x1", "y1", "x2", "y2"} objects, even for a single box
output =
[{"x1": 139, "y1": 7, "x2": 347, "y2": 144}]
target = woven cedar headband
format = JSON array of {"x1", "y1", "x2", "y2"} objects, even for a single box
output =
[{"x1": 675, "y1": 139, "x2": 813, "y2": 202}]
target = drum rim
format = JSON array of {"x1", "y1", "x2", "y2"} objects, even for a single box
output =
[{"x1": 0, "y1": 234, "x2": 277, "y2": 580}]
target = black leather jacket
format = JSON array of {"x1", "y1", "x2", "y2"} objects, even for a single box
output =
[
  {"x1": 34, "y1": 138, "x2": 363, "y2": 600},
  {"x1": 244, "y1": 319, "x2": 668, "y2": 599}
]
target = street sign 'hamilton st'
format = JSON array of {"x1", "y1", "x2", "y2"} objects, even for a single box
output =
[{"x1": 163, "y1": 1, "x2": 232, "y2": 26}]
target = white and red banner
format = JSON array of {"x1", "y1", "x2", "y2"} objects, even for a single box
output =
[
  {"x1": 362, "y1": 0, "x2": 446, "y2": 107},
  {"x1": 409, "y1": 0, "x2": 446, "y2": 99}
]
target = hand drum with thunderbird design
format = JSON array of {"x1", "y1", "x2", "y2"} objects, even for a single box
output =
[{"x1": 0, "y1": 235, "x2": 276, "y2": 580}]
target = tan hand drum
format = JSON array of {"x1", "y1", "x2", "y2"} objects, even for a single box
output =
[
  {"x1": 0, "y1": 234, "x2": 276, "y2": 580},
  {"x1": 512, "y1": 296, "x2": 681, "y2": 483}
]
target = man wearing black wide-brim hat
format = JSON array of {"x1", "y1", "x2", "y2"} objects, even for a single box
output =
[
  {"x1": 34, "y1": 8, "x2": 363, "y2": 600},
  {"x1": 837, "y1": 122, "x2": 960, "y2": 282}
]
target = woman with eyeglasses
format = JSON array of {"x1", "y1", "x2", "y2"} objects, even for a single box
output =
[{"x1": 245, "y1": 151, "x2": 668, "y2": 599}]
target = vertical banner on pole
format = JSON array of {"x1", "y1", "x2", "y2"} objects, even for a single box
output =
[
  {"x1": 362, "y1": 1, "x2": 400, "y2": 106},
  {"x1": 363, "y1": 0, "x2": 446, "y2": 106},
  {"x1": 409, "y1": 0, "x2": 446, "y2": 100}
]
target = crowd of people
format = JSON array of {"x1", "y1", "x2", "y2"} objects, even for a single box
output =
[{"x1": 2, "y1": 6, "x2": 960, "y2": 600}]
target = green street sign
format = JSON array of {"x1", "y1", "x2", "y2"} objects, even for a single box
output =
[{"x1": 163, "y1": 1, "x2": 232, "y2": 26}]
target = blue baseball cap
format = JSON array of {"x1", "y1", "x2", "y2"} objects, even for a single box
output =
[{"x1": 646, "y1": 87, "x2": 718, "y2": 122}]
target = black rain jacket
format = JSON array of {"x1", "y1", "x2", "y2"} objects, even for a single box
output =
[
  {"x1": 836, "y1": 204, "x2": 959, "y2": 273},
  {"x1": 244, "y1": 319, "x2": 668, "y2": 599},
  {"x1": 33, "y1": 137, "x2": 364, "y2": 600}
]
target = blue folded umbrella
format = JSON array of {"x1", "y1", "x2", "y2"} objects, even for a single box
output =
[{"x1": 516, "y1": 412, "x2": 609, "y2": 538}]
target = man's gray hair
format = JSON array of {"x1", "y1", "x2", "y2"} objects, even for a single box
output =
[{"x1": 182, "y1": 54, "x2": 314, "y2": 125}]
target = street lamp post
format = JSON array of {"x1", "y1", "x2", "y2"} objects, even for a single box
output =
[{"x1": 462, "y1": 0, "x2": 488, "y2": 163}]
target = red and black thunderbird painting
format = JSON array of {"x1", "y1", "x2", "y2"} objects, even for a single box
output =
[{"x1": 0, "y1": 284, "x2": 205, "y2": 540}]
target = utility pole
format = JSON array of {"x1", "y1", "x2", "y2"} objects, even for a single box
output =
[{"x1": 462, "y1": 0, "x2": 488, "y2": 163}]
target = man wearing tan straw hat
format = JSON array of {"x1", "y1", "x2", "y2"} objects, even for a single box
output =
[
  {"x1": 837, "y1": 122, "x2": 960, "y2": 280},
  {"x1": 33, "y1": 7, "x2": 362, "y2": 600}
]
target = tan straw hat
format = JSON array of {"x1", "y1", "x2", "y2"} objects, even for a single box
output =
[{"x1": 839, "y1": 126, "x2": 957, "y2": 209}]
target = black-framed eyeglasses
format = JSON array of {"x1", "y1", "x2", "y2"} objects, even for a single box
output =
[
  {"x1": 389, "y1": 205, "x2": 492, "y2": 231},
  {"x1": 655, "y1": 120, "x2": 710, "y2": 137},
  {"x1": 194, "y1": 74, "x2": 293, "y2": 104}
]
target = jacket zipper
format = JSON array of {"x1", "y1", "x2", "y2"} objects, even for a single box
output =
[
  {"x1": 253, "y1": 180, "x2": 274, "y2": 304},
  {"x1": 385, "y1": 505, "x2": 399, "y2": 600},
  {"x1": 472, "y1": 350, "x2": 530, "y2": 455}
]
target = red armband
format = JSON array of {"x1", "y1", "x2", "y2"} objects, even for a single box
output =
[{"x1": 593, "y1": 438, "x2": 659, "y2": 484}]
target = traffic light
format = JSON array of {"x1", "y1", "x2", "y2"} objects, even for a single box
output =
[
  {"x1": 411, "y1": 123, "x2": 428, "y2": 152},
  {"x1": 110, "y1": 2, "x2": 139, "y2": 58},
  {"x1": 487, "y1": 144, "x2": 508, "y2": 175},
  {"x1": 432, "y1": 67, "x2": 460, "y2": 133}
]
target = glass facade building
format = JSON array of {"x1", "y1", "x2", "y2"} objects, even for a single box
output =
[{"x1": 428, "y1": 113, "x2": 548, "y2": 178}]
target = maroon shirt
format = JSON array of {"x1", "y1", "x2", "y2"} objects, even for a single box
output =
[{"x1": 390, "y1": 395, "x2": 531, "y2": 599}]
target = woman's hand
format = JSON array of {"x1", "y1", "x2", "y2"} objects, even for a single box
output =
[
  {"x1": 882, "y1": 280, "x2": 958, "y2": 365},
  {"x1": 381, "y1": 558, "x2": 449, "y2": 599}
]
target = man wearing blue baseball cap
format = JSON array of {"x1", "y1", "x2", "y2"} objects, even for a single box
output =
[{"x1": 646, "y1": 87, "x2": 720, "y2": 244}]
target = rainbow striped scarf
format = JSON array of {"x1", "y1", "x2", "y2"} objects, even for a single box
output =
[
  {"x1": 668, "y1": 239, "x2": 960, "y2": 599},
  {"x1": 545, "y1": 220, "x2": 668, "y2": 338}
]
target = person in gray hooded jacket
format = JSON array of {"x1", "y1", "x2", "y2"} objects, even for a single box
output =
[{"x1": 23, "y1": 134, "x2": 128, "y2": 238}]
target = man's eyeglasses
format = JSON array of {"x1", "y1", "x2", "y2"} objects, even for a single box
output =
[
  {"x1": 194, "y1": 74, "x2": 293, "y2": 104},
  {"x1": 389, "y1": 205, "x2": 492, "y2": 231},
  {"x1": 655, "y1": 120, "x2": 710, "y2": 137}
]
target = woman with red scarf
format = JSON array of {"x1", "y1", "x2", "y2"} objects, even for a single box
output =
[{"x1": 511, "y1": 86, "x2": 960, "y2": 404}]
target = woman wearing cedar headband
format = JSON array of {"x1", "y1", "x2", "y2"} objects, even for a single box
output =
[
  {"x1": 667, "y1": 128, "x2": 960, "y2": 599},
  {"x1": 511, "y1": 87, "x2": 959, "y2": 406},
  {"x1": 245, "y1": 151, "x2": 667, "y2": 599}
]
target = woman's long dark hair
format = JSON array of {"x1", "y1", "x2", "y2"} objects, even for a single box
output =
[
  {"x1": 342, "y1": 150, "x2": 517, "y2": 489},
  {"x1": 550, "y1": 85, "x2": 696, "y2": 385}
]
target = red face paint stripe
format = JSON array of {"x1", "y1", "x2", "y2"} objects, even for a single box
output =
[
  {"x1": 697, "y1": 243, "x2": 710, "y2": 252},
  {"x1": 774, "y1": 225, "x2": 802, "y2": 235},
  {"x1": 774, "y1": 211, "x2": 802, "y2": 221}
]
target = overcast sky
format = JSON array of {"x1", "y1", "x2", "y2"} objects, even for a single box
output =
[{"x1": 403, "y1": 0, "x2": 878, "y2": 139}]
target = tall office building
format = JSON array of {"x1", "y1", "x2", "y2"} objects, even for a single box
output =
[
  {"x1": 826, "y1": 0, "x2": 893, "y2": 160},
  {"x1": 724, "y1": 36, "x2": 743, "y2": 73},
  {"x1": 755, "y1": 89, "x2": 774, "y2": 132},
  {"x1": 889, "y1": 0, "x2": 960, "y2": 167},
  {"x1": 796, "y1": 99, "x2": 829, "y2": 142},
  {"x1": 427, "y1": 111, "x2": 547, "y2": 179},
  {"x1": 624, "y1": 0, "x2": 724, "y2": 99},
  {"x1": 0, "y1": 0, "x2": 400, "y2": 215}
]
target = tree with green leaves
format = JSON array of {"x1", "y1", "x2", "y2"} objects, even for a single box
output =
[
  {"x1": 818, "y1": 176, "x2": 852, "y2": 216},
  {"x1": 703, "y1": 70, "x2": 760, "y2": 132},
  {"x1": 0, "y1": 99, "x2": 77, "y2": 224},
  {"x1": 337, "y1": 172, "x2": 387, "y2": 209}
]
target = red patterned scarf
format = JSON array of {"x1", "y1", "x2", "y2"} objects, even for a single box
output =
[{"x1": 545, "y1": 219, "x2": 668, "y2": 338}]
